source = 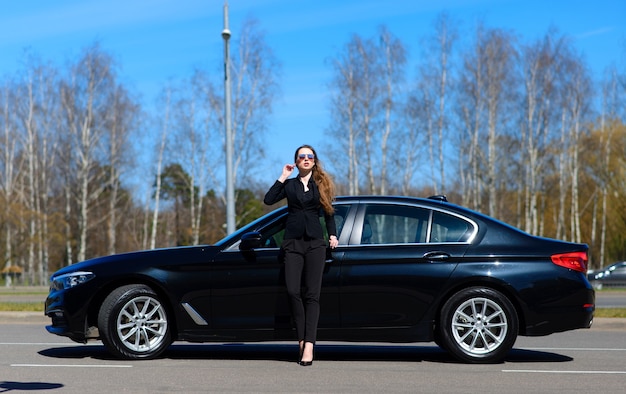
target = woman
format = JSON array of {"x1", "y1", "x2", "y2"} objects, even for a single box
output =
[{"x1": 263, "y1": 144, "x2": 338, "y2": 366}]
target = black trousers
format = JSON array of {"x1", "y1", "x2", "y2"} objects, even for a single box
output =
[{"x1": 282, "y1": 237, "x2": 326, "y2": 344}]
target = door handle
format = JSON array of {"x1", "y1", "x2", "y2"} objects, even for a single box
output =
[
  {"x1": 423, "y1": 251, "x2": 450, "y2": 261},
  {"x1": 325, "y1": 248, "x2": 334, "y2": 263}
]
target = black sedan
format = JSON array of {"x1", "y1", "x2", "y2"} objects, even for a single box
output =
[
  {"x1": 45, "y1": 195, "x2": 594, "y2": 363},
  {"x1": 590, "y1": 261, "x2": 626, "y2": 289}
]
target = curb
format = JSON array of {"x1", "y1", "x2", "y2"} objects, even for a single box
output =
[{"x1": 0, "y1": 311, "x2": 48, "y2": 324}]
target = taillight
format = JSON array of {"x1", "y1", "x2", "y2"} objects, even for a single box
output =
[{"x1": 551, "y1": 251, "x2": 588, "y2": 273}]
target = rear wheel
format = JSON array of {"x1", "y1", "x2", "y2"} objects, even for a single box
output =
[
  {"x1": 438, "y1": 287, "x2": 518, "y2": 363},
  {"x1": 98, "y1": 284, "x2": 172, "y2": 360}
]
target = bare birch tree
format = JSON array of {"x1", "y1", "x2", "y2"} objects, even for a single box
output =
[
  {"x1": 400, "y1": 81, "x2": 432, "y2": 195},
  {"x1": 457, "y1": 24, "x2": 519, "y2": 217},
  {"x1": 417, "y1": 12, "x2": 457, "y2": 194},
  {"x1": 230, "y1": 19, "x2": 280, "y2": 187},
  {"x1": 150, "y1": 85, "x2": 172, "y2": 250},
  {"x1": 59, "y1": 44, "x2": 117, "y2": 262},
  {"x1": 378, "y1": 26, "x2": 406, "y2": 195},
  {"x1": 327, "y1": 37, "x2": 364, "y2": 195},
  {"x1": 169, "y1": 71, "x2": 220, "y2": 245},
  {"x1": 328, "y1": 34, "x2": 381, "y2": 194},
  {"x1": 596, "y1": 64, "x2": 626, "y2": 266},
  {"x1": 35, "y1": 70, "x2": 59, "y2": 283},
  {"x1": 0, "y1": 81, "x2": 23, "y2": 286},
  {"x1": 103, "y1": 84, "x2": 138, "y2": 254},
  {"x1": 560, "y1": 52, "x2": 592, "y2": 243},
  {"x1": 520, "y1": 29, "x2": 568, "y2": 235},
  {"x1": 15, "y1": 58, "x2": 58, "y2": 284},
  {"x1": 20, "y1": 70, "x2": 38, "y2": 284},
  {"x1": 358, "y1": 37, "x2": 380, "y2": 195},
  {"x1": 457, "y1": 25, "x2": 487, "y2": 209},
  {"x1": 327, "y1": 27, "x2": 406, "y2": 195},
  {"x1": 483, "y1": 28, "x2": 518, "y2": 217}
]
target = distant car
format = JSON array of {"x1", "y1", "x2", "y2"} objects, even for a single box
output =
[
  {"x1": 45, "y1": 195, "x2": 594, "y2": 364},
  {"x1": 590, "y1": 261, "x2": 626, "y2": 289}
]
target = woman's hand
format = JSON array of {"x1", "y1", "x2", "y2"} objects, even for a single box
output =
[
  {"x1": 329, "y1": 235, "x2": 338, "y2": 249},
  {"x1": 278, "y1": 164, "x2": 295, "y2": 182}
]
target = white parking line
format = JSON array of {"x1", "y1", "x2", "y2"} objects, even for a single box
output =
[
  {"x1": 12, "y1": 364, "x2": 132, "y2": 368},
  {"x1": 527, "y1": 347, "x2": 626, "y2": 352},
  {"x1": 503, "y1": 370, "x2": 626, "y2": 374},
  {"x1": 0, "y1": 342, "x2": 92, "y2": 346}
]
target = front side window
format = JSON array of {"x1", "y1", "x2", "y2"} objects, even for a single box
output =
[
  {"x1": 260, "y1": 218, "x2": 286, "y2": 248},
  {"x1": 259, "y1": 204, "x2": 352, "y2": 249},
  {"x1": 320, "y1": 204, "x2": 350, "y2": 241}
]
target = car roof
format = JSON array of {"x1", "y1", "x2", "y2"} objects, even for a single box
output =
[
  {"x1": 333, "y1": 195, "x2": 531, "y2": 236},
  {"x1": 334, "y1": 195, "x2": 476, "y2": 216},
  {"x1": 335, "y1": 195, "x2": 451, "y2": 205}
]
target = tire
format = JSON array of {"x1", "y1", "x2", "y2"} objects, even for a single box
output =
[
  {"x1": 98, "y1": 284, "x2": 172, "y2": 360},
  {"x1": 438, "y1": 287, "x2": 518, "y2": 364}
]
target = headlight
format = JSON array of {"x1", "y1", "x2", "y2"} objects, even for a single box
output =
[{"x1": 50, "y1": 271, "x2": 95, "y2": 291}]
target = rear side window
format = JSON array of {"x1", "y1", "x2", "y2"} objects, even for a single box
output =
[
  {"x1": 361, "y1": 205, "x2": 430, "y2": 244},
  {"x1": 359, "y1": 203, "x2": 475, "y2": 245},
  {"x1": 430, "y1": 211, "x2": 473, "y2": 243}
]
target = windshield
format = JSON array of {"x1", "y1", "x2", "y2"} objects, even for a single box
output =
[{"x1": 214, "y1": 206, "x2": 288, "y2": 248}]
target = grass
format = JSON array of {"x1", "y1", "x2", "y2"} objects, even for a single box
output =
[
  {"x1": 594, "y1": 308, "x2": 626, "y2": 318},
  {"x1": 0, "y1": 302, "x2": 45, "y2": 312}
]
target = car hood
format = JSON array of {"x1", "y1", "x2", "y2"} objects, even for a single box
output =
[{"x1": 50, "y1": 245, "x2": 221, "y2": 279}]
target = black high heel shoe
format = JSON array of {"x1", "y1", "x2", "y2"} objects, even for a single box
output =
[
  {"x1": 297, "y1": 341, "x2": 304, "y2": 363},
  {"x1": 299, "y1": 342, "x2": 313, "y2": 366}
]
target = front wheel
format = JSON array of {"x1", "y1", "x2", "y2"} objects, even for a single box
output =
[
  {"x1": 98, "y1": 284, "x2": 172, "y2": 360},
  {"x1": 438, "y1": 287, "x2": 518, "y2": 363}
]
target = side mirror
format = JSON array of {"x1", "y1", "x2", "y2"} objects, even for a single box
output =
[{"x1": 239, "y1": 232, "x2": 263, "y2": 251}]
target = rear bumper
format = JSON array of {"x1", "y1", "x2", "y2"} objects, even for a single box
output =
[{"x1": 523, "y1": 288, "x2": 594, "y2": 336}]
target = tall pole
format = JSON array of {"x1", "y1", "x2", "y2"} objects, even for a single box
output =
[{"x1": 222, "y1": 1, "x2": 235, "y2": 234}]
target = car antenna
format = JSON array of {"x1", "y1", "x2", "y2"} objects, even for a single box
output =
[{"x1": 428, "y1": 195, "x2": 448, "y2": 202}]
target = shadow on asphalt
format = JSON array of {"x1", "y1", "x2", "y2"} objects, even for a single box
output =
[
  {"x1": 38, "y1": 343, "x2": 573, "y2": 364},
  {"x1": 0, "y1": 381, "x2": 64, "y2": 391}
]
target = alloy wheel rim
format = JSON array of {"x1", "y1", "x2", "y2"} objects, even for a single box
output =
[
  {"x1": 451, "y1": 297, "x2": 508, "y2": 355},
  {"x1": 116, "y1": 296, "x2": 168, "y2": 353}
]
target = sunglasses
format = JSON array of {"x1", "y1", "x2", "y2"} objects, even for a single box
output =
[{"x1": 298, "y1": 153, "x2": 315, "y2": 160}]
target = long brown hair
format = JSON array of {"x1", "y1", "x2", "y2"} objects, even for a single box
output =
[{"x1": 295, "y1": 145, "x2": 335, "y2": 214}]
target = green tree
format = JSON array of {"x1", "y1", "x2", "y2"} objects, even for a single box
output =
[{"x1": 159, "y1": 163, "x2": 197, "y2": 246}]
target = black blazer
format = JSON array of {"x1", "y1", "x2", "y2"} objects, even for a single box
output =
[{"x1": 264, "y1": 178, "x2": 336, "y2": 241}]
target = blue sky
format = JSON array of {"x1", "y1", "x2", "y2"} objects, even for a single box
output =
[{"x1": 1, "y1": 0, "x2": 625, "y2": 186}]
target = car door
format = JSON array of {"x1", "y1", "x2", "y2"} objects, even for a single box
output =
[
  {"x1": 338, "y1": 202, "x2": 475, "y2": 331},
  {"x1": 209, "y1": 219, "x2": 291, "y2": 337},
  {"x1": 209, "y1": 204, "x2": 354, "y2": 338}
]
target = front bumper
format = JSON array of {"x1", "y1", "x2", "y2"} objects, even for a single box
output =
[{"x1": 44, "y1": 287, "x2": 95, "y2": 343}]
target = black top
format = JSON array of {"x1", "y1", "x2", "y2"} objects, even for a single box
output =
[{"x1": 263, "y1": 178, "x2": 337, "y2": 240}]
